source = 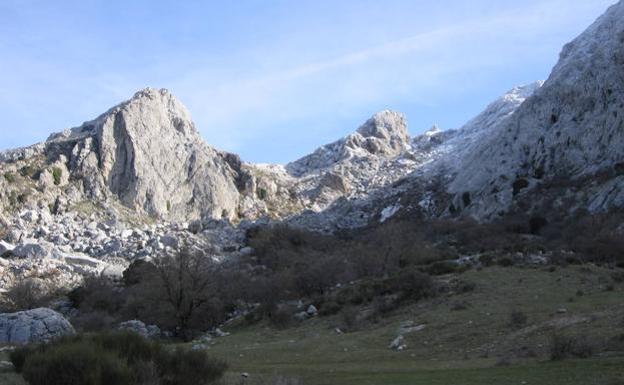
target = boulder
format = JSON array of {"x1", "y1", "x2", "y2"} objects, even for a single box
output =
[
  {"x1": 0, "y1": 241, "x2": 15, "y2": 256},
  {"x1": 294, "y1": 311, "x2": 309, "y2": 322},
  {"x1": 159, "y1": 235, "x2": 179, "y2": 249},
  {"x1": 12, "y1": 242, "x2": 53, "y2": 259},
  {"x1": 0, "y1": 308, "x2": 75, "y2": 344},
  {"x1": 389, "y1": 335, "x2": 407, "y2": 351},
  {"x1": 118, "y1": 320, "x2": 160, "y2": 339}
]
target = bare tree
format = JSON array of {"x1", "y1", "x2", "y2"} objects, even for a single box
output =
[{"x1": 152, "y1": 248, "x2": 219, "y2": 340}]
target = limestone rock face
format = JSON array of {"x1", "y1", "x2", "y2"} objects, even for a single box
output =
[
  {"x1": 50, "y1": 88, "x2": 242, "y2": 221},
  {"x1": 445, "y1": 1, "x2": 624, "y2": 219},
  {"x1": 355, "y1": 110, "x2": 410, "y2": 156},
  {"x1": 287, "y1": 110, "x2": 409, "y2": 176},
  {"x1": 0, "y1": 308, "x2": 75, "y2": 345}
]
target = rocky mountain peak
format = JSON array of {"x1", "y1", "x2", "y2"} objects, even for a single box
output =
[
  {"x1": 354, "y1": 110, "x2": 409, "y2": 156},
  {"x1": 553, "y1": 0, "x2": 624, "y2": 86},
  {"x1": 443, "y1": 0, "x2": 624, "y2": 219}
]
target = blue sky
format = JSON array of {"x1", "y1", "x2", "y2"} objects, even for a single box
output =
[{"x1": 0, "y1": 0, "x2": 617, "y2": 163}]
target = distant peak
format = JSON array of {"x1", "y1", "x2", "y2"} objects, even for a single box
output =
[
  {"x1": 503, "y1": 81, "x2": 544, "y2": 102},
  {"x1": 356, "y1": 110, "x2": 409, "y2": 142},
  {"x1": 132, "y1": 87, "x2": 171, "y2": 98},
  {"x1": 425, "y1": 125, "x2": 442, "y2": 136}
]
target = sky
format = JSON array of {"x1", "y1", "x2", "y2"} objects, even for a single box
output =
[{"x1": 0, "y1": 0, "x2": 617, "y2": 164}]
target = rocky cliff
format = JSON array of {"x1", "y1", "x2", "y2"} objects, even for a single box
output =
[
  {"x1": 48, "y1": 88, "x2": 242, "y2": 221},
  {"x1": 444, "y1": 0, "x2": 624, "y2": 219}
]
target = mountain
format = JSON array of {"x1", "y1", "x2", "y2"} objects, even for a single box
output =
[
  {"x1": 299, "y1": 0, "x2": 624, "y2": 230},
  {"x1": 1, "y1": 88, "x2": 243, "y2": 222},
  {"x1": 445, "y1": 0, "x2": 624, "y2": 219},
  {"x1": 286, "y1": 82, "x2": 542, "y2": 231},
  {"x1": 1, "y1": 0, "x2": 623, "y2": 288}
]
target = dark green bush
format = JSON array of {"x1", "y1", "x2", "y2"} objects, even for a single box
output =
[
  {"x1": 3, "y1": 172, "x2": 15, "y2": 183},
  {"x1": 19, "y1": 165, "x2": 38, "y2": 179},
  {"x1": 22, "y1": 342, "x2": 131, "y2": 385},
  {"x1": 509, "y1": 311, "x2": 527, "y2": 329},
  {"x1": 159, "y1": 347, "x2": 227, "y2": 385},
  {"x1": 425, "y1": 261, "x2": 458, "y2": 275},
  {"x1": 340, "y1": 306, "x2": 360, "y2": 332},
  {"x1": 9, "y1": 345, "x2": 36, "y2": 373},
  {"x1": 389, "y1": 269, "x2": 435, "y2": 301},
  {"x1": 319, "y1": 300, "x2": 342, "y2": 316},
  {"x1": 612, "y1": 271, "x2": 624, "y2": 283},
  {"x1": 549, "y1": 334, "x2": 594, "y2": 361},
  {"x1": 52, "y1": 167, "x2": 62, "y2": 185},
  {"x1": 12, "y1": 332, "x2": 227, "y2": 385},
  {"x1": 269, "y1": 306, "x2": 293, "y2": 329},
  {"x1": 498, "y1": 257, "x2": 515, "y2": 267}
]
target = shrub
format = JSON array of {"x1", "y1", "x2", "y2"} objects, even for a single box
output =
[
  {"x1": 68, "y1": 275, "x2": 122, "y2": 314},
  {"x1": 512, "y1": 178, "x2": 529, "y2": 196},
  {"x1": 2, "y1": 278, "x2": 51, "y2": 311},
  {"x1": 478, "y1": 254, "x2": 495, "y2": 267},
  {"x1": 425, "y1": 261, "x2": 458, "y2": 275},
  {"x1": 509, "y1": 311, "x2": 527, "y2": 329},
  {"x1": 549, "y1": 334, "x2": 594, "y2": 361},
  {"x1": 12, "y1": 332, "x2": 227, "y2": 385},
  {"x1": 71, "y1": 310, "x2": 117, "y2": 333},
  {"x1": 158, "y1": 347, "x2": 227, "y2": 385},
  {"x1": 22, "y1": 342, "x2": 131, "y2": 385},
  {"x1": 498, "y1": 257, "x2": 515, "y2": 267},
  {"x1": 3, "y1": 172, "x2": 15, "y2": 183},
  {"x1": 269, "y1": 306, "x2": 293, "y2": 329},
  {"x1": 389, "y1": 269, "x2": 435, "y2": 301},
  {"x1": 17, "y1": 192, "x2": 29, "y2": 204},
  {"x1": 340, "y1": 306, "x2": 360, "y2": 332},
  {"x1": 455, "y1": 280, "x2": 476, "y2": 293},
  {"x1": 10, "y1": 345, "x2": 35, "y2": 373},
  {"x1": 319, "y1": 300, "x2": 342, "y2": 316},
  {"x1": 451, "y1": 301, "x2": 469, "y2": 311},
  {"x1": 371, "y1": 295, "x2": 400, "y2": 317},
  {"x1": 19, "y1": 165, "x2": 37, "y2": 178},
  {"x1": 612, "y1": 271, "x2": 624, "y2": 283},
  {"x1": 52, "y1": 167, "x2": 63, "y2": 185}
]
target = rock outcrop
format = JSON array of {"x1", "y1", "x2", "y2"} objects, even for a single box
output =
[
  {"x1": 0, "y1": 308, "x2": 75, "y2": 344},
  {"x1": 287, "y1": 110, "x2": 410, "y2": 176},
  {"x1": 48, "y1": 88, "x2": 242, "y2": 221},
  {"x1": 445, "y1": 1, "x2": 624, "y2": 219}
]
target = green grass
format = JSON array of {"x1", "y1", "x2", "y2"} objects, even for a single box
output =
[
  {"x1": 4, "y1": 265, "x2": 624, "y2": 385},
  {"x1": 210, "y1": 265, "x2": 624, "y2": 385}
]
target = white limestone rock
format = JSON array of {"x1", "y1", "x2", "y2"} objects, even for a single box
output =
[
  {"x1": 446, "y1": 1, "x2": 624, "y2": 219},
  {"x1": 48, "y1": 88, "x2": 242, "y2": 221},
  {"x1": 0, "y1": 308, "x2": 75, "y2": 345}
]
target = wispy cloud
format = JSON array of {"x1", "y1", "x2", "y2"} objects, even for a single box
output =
[{"x1": 0, "y1": 0, "x2": 617, "y2": 163}]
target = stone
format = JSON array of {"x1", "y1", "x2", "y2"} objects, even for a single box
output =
[
  {"x1": 118, "y1": 320, "x2": 160, "y2": 339},
  {"x1": 294, "y1": 312, "x2": 309, "y2": 322},
  {"x1": 12, "y1": 242, "x2": 53, "y2": 259},
  {"x1": 19, "y1": 210, "x2": 39, "y2": 223},
  {"x1": 159, "y1": 235, "x2": 179, "y2": 249},
  {"x1": 0, "y1": 308, "x2": 75, "y2": 344},
  {"x1": 213, "y1": 328, "x2": 230, "y2": 338},
  {"x1": 389, "y1": 335, "x2": 407, "y2": 351},
  {"x1": 306, "y1": 304, "x2": 318, "y2": 316},
  {"x1": 0, "y1": 241, "x2": 15, "y2": 256}
]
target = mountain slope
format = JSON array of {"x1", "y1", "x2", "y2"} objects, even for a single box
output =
[{"x1": 445, "y1": 0, "x2": 624, "y2": 219}]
